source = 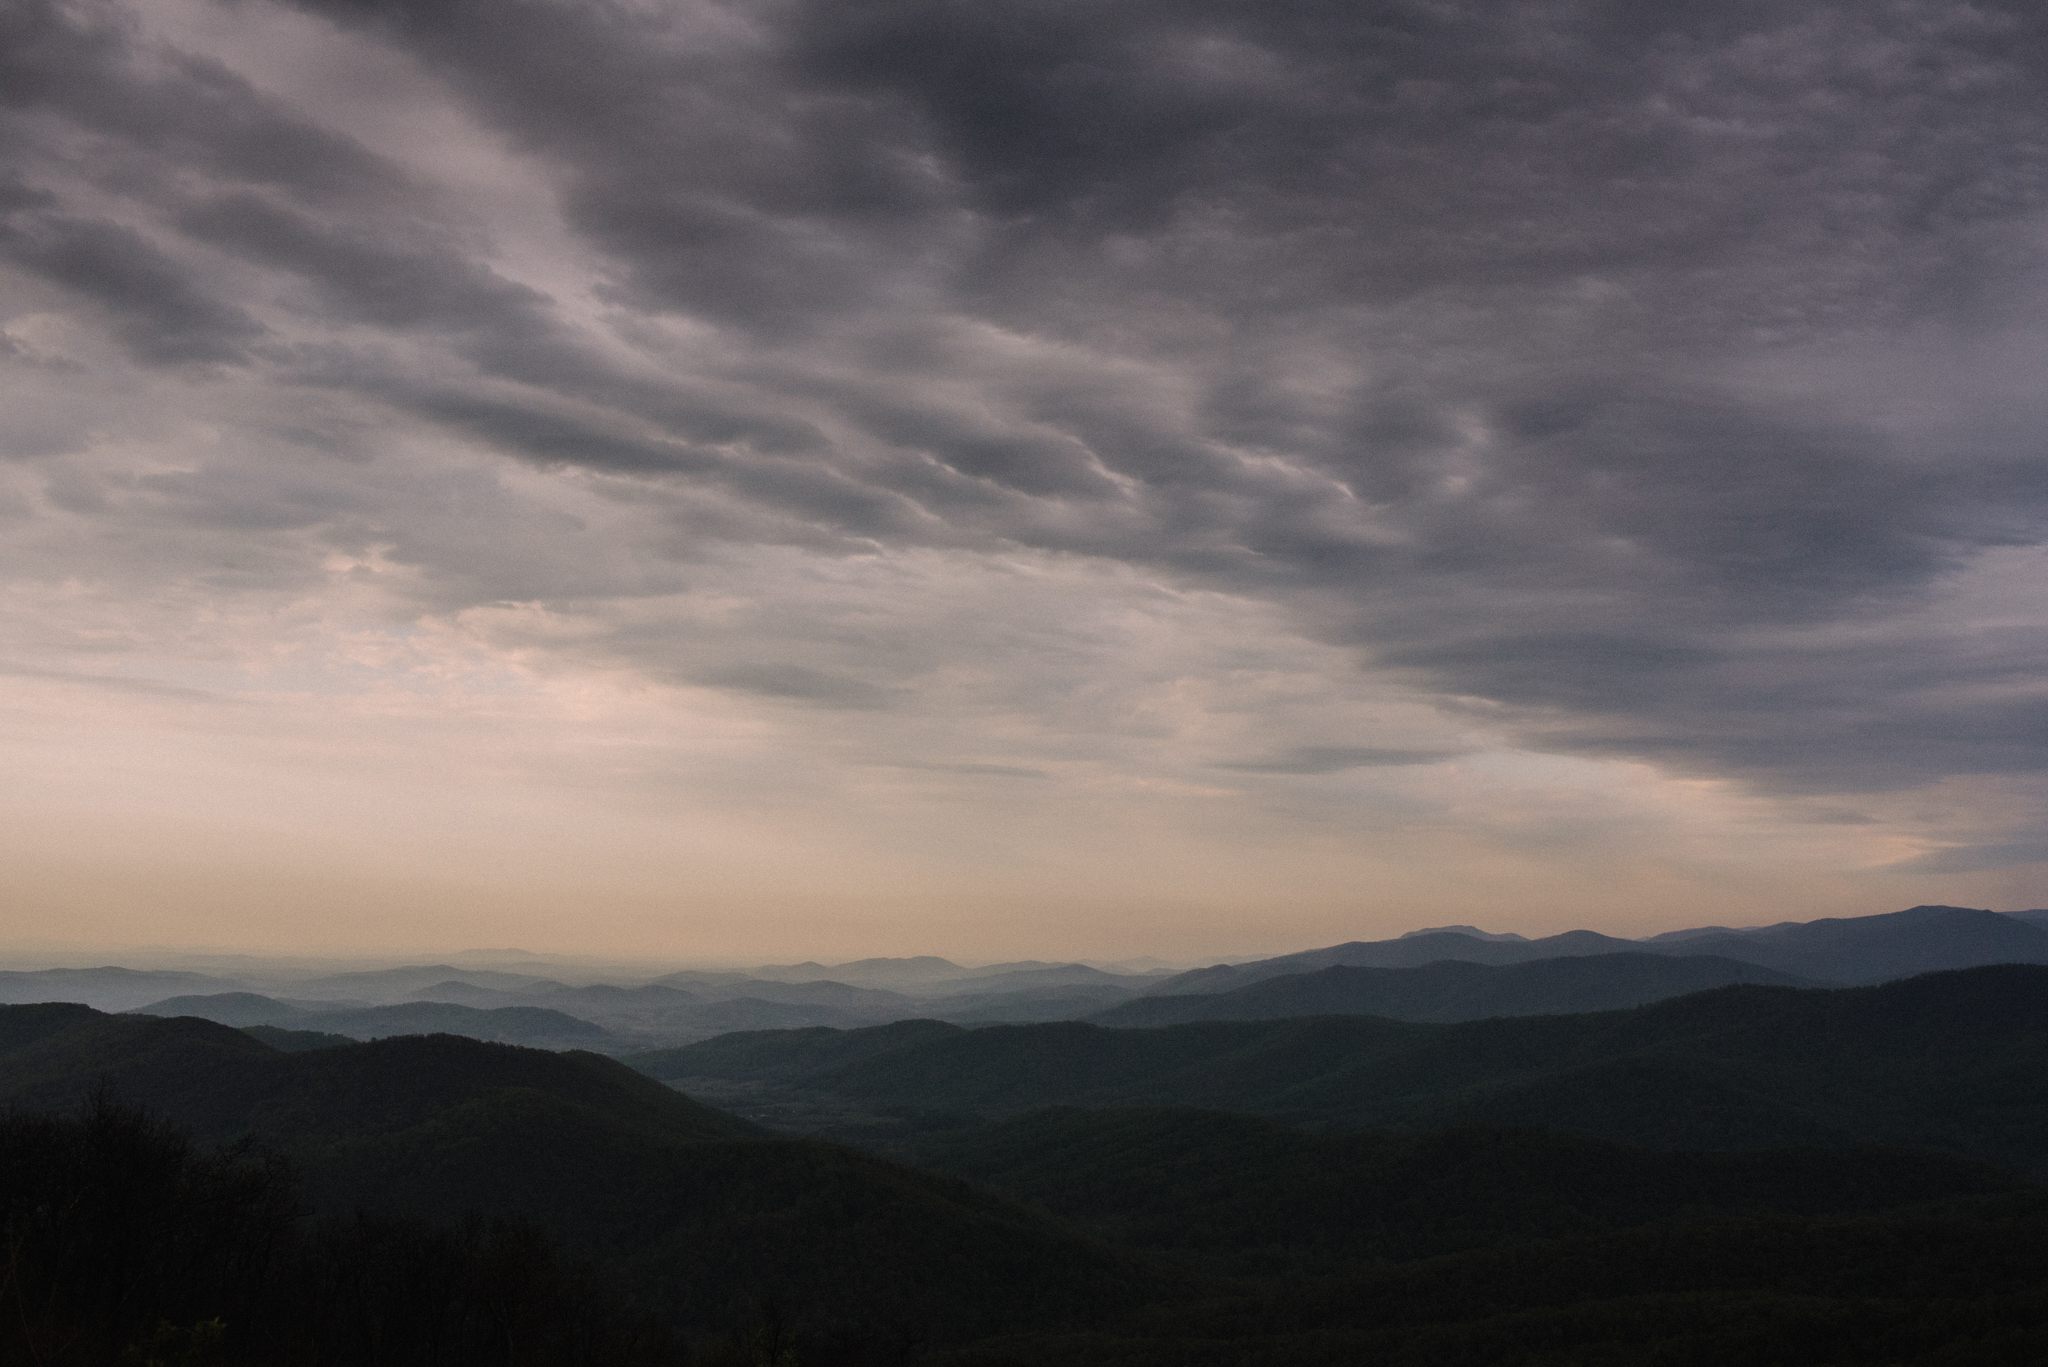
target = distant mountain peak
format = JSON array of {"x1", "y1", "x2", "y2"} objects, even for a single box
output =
[{"x1": 1399, "y1": 926, "x2": 1530, "y2": 942}]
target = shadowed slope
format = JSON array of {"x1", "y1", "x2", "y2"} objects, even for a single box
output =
[
  {"x1": 0, "y1": 1005, "x2": 1166, "y2": 1342},
  {"x1": 634, "y1": 966, "x2": 2048, "y2": 1174},
  {"x1": 918, "y1": 1107, "x2": 2032, "y2": 1270}
]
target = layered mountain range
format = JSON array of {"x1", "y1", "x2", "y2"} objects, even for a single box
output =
[
  {"x1": 6, "y1": 907, "x2": 2048, "y2": 1362},
  {"x1": 6, "y1": 961, "x2": 2047, "y2": 1363},
  {"x1": 3, "y1": 905, "x2": 2044, "y2": 1053}
]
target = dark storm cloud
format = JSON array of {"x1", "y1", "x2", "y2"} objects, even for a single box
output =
[
  {"x1": 285, "y1": 0, "x2": 954, "y2": 330},
  {"x1": 0, "y1": 0, "x2": 411, "y2": 207},
  {"x1": 782, "y1": 0, "x2": 2048, "y2": 325},
  {"x1": 0, "y1": 205, "x2": 263, "y2": 363},
  {"x1": 11, "y1": 0, "x2": 2048, "y2": 796},
  {"x1": 175, "y1": 194, "x2": 551, "y2": 334}
]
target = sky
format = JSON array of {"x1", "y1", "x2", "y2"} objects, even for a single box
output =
[{"x1": 3, "y1": 0, "x2": 2047, "y2": 963}]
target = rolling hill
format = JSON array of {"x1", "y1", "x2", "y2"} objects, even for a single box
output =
[
  {"x1": 0, "y1": 1004, "x2": 1163, "y2": 1343},
  {"x1": 918, "y1": 1106, "x2": 2030, "y2": 1270},
  {"x1": 630, "y1": 965, "x2": 2048, "y2": 1174}
]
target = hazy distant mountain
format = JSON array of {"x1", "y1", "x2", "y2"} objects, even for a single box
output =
[
  {"x1": 132, "y1": 991, "x2": 610, "y2": 1048},
  {"x1": 706, "y1": 978, "x2": 918, "y2": 1011},
  {"x1": 921, "y1": 984, "x2": 1140, "y2": 1024},
  {"x1": 1149, "y1": 905, "x2": 2048, "y2": 996},
  {"x1": 0, "y1": 967, "x2": 243, "y2": 1012},
  {"x1": 667, "y1": 957, "x2": 1162, "y2": 999},
  {"x1": 286, "y1": 978, "x2": 910, "y2": 1045},
  {"x1": 249, "y1": 1001, "x2": 611, "y2": 1048},
  {"x1": 1081, "y1": 957, "x2": 1183, "y2": 974},
  {"x1": 1399, "y1": 925, "x2": 1529, "y2": 942},
  {"x1": 539, "y1": 982, "x2": 707, "y2": 1013},
  {"x1": 743, "y1": 956, "x2": 967, "y2": 987},
  {"x1": 1638, "y1": 922, "x2": 1805, "y2": 944},
  {"x1": 443, "y1": 947, "x2": 551, "y2": 963},
  {"x1": 1639, "y1": 905, "x2": 2048, "y2": 983},
  {"x1": 354, "y1": 1003, "x2": 601, "y2": 1044},
  {"x1": 931, "y1": 964, "x2": 1148, "y2": 995},
  {"x1": 646, "y1": 969, "x2": 918, "y2": 1011},
  {"x1": 675, "y1": 997, "x2": 879, "y2": 1033},
  {"x1": 398, "y1": 980, "x2": 710, "y2": 1014},
  {"x1": 133, "y1": 992, "x2": 318, "y2": 1026},
  {"x1": 1091, "y1": 954, "x2": 1817, "y2": 1028},
  {"x1": 397, "y1": 979, "x2": 530, "y2": 1008},
  {"x1": 954, "y1": 959, "x2": 1077, "y2": 976},
  {"x1": 400, "y1": 980, "x2": 874, "y2": 1042},
  {"x1": 288, "y1": 964, "x2": 572, "y2": 999},
  {"x1": 1150, "y1": 928, "x2": 1647, "y2": 995},
  {"x1": 2011, "y1": 910, "x2": 2048, "y2": 931}
]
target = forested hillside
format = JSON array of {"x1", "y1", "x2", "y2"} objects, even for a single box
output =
[
  {"x1": 0, "y1": 1005, "x2": 1163, "y2": 1348},
  {"x1": 633, "y1": 966, "x2": 2048, "y2": 1173}
]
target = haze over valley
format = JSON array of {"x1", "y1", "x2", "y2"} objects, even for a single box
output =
[{"x1": 5, "y1": 903, "x2": 2041, "y2": 1054}]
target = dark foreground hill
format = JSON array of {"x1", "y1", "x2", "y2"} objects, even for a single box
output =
[
  {"x1": 1091, "y1": 952, "x2": 1815, "y2": 1027},
  {"x1": 8, "y1": 1001, "x2": 2048, "y2": 1365},
  {"x1": 632, "y1": 965, "x2": 2048, "y2": 1174},
  {"x1": 986, "y1": 1195, "x2": 2048, "y2": 1367},
  {"x1": 0, "y1": 1005, "x2": 1164, "y2": 1346},
  {"x1": 1, "y1": 1098, "x2": 691, "y2": 1367}
]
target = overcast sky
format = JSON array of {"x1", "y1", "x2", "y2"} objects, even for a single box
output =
[{"x1": 4, "y1": 0, "x2": 2046, "y2": 961}]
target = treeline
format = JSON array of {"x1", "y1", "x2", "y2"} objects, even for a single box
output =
[
  {"x1": 915, "y1": 1108, "x2": 2031, "y2": 1275},
  {"x1": 0, "y1": 1095, "x2": 689, "y2": 1367}
]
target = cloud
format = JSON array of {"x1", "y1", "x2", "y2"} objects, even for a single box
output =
[
  {"x1": 879, "y1": 761, "x2": 1049, "y2": 779},
  {"x1": 3, "y1": 0, "x2": 2048, "y2": 949},
  {"x1": 0, "y1": 661, "x2": 235, "y2": 704},
  {"x1": 1891, "y1": 843, "x2": 2048, "y2": 874},
  {"x1": 174, "y1": 192, "x2": 551, "y2": 334},
  {"x1": 691, "y1": 662, "x2": 905, "y2": 711},
  {"x1": 0, "y1": 209, "x2": 264, "y2": 364}
]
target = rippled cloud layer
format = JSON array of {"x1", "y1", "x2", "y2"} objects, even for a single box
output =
[{"x1": 4, "y1": 0, "x2": 2045, "y2": 955}]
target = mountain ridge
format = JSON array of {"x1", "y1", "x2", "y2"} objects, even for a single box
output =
[
  {"x1": 1091, "y1": 952, "x2": 1820, "y2": 1027},
  {"x1": 1145, "y1": 905, "x2": 2048, "y2": 995}
]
